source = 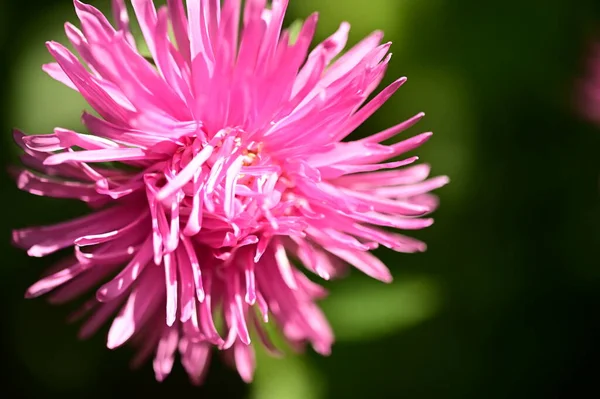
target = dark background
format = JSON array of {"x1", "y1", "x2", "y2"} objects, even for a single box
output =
[{"x1": 1, "y1": 0, "x2": 599, "y2": 398}]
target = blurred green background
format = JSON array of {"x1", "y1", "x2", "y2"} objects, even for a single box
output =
[{"x1": 1, "y1": 0, "x2": 600, "y2": 398}]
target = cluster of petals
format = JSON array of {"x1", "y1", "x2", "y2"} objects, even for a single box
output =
[{"x1": 12, "y1": 0, "x2": 448, "y2": 384}]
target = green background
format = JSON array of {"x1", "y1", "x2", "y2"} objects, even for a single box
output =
[{"x1": 1, "y1": 1, "x2": 599, "y2": 398}]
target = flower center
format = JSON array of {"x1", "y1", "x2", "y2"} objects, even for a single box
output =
[{"x1": 144, "y1": 129, "x2": 309, "y2": 261}]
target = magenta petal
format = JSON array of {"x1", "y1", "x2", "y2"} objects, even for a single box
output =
[
  {"x1": 234, "y1": 341, "x2": 255, "y2": 382},
  {"x1": 153, "y1": 326, "x2": 179, "y2": 382}
]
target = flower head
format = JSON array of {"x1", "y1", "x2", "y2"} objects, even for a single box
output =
[
  {"x1": 12, "y1": 0, "x2": 449, "y2": 384},
  {"x1": 580, "y1": 41, "x2": 600, "y2": 124}
]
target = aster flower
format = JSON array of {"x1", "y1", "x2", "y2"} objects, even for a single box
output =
[
  {"x1": 12, "y1": 0, "x2": 449, "y2": 384},
  {"x1": 580, "y1": 41, "x2": 600, "y2": 124}
]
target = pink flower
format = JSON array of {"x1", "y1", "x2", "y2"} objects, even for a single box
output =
[
  {"x1": 12, "y1": 0, "x2": 449, "y2": 384},
  {"x1": 580, "y1": 42, "x2": 600, "y2": 124}
]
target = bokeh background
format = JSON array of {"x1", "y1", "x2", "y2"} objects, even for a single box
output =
[{"x1": 1, "y1": 0, "x2": 600, "y2": 398}]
